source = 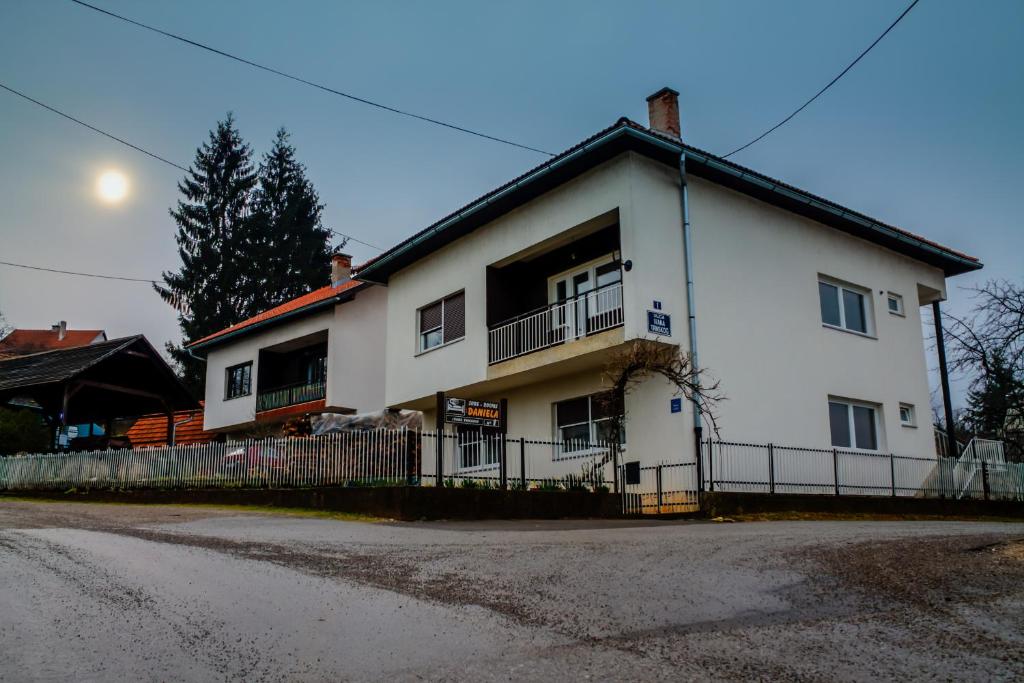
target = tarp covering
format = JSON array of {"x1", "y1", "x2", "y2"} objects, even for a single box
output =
[{"x1": 311, "y1": 409, "x2": 422, "y2": 435}]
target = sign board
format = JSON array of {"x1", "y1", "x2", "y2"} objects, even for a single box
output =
[
  {"x1": 624, "y1": 461, "x2": 641, "y2": 485},
  {"x1": 670, "y1": 397, "x2": 682, "y2": 414},
  {"x1": 647, "y1": 310, "x2": 671, "y2": 336},
  {"x1": 444, "y1": 397, "x2": 502, "y2": 428}
]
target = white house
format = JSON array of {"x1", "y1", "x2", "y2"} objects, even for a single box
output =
[
  {"x1": 190, "y1": 254, "x2": 388, "y2": 433},
  {"x1": 355, "y1": 88, "x2": 981, "y2": 484}
]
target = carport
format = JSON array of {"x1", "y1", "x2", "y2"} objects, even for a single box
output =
[{"x1": 0, "y1": 335, "x2": 198, "y2": 446}]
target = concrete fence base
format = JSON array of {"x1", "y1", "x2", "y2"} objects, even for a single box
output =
[
  {"x1": 2, "y1": 486, "x2": 623, "y2": 521},
  {"x1": 700, "y1": 491, "x2": 1024, "y2": 519}
]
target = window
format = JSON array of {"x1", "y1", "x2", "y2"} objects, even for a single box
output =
[
  {"x1": 818, "y1": 278, "x2": 871, "y2": 334},
  {"x1": 899, "y1": 403, "x2": 916, "y2": 427},
  {"x1": 828, "y1": 399, "x2": 879, "y2": 450},
  {"x1": 456, "y1": 426, "x2": 500, "y2": 470},
  {"x1": 554, "y1": 391, "x2": 624, "y2": 456},
  {"x1": 887, "y1": 292, "x2": 904, "y2": 316},
  {"x1": 418, "y1": 291, "x2": 465, "y2": 352},
  {"x1": 225, "y1": 362, "x2": 252, "y2": 399}
]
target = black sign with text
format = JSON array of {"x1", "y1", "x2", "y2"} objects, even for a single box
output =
[{"x1": 444, "y1": 397, "x2": 502, "y2": 428}]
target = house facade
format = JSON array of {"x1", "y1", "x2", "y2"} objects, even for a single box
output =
[
  {"x1": 357, "y1": 88, "x2": 980, "y2": 476},
  {"x1": 190, "y1": 254, "x2": 387, "y2": 433}
]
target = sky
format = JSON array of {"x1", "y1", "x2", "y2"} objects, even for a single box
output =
[{"x1": 1, "y1": 0, "x2": 1021, "y2": 409}]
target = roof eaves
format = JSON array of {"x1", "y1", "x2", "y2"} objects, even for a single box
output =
[{"x1": 187, "y1": 286, "x2": 362, "y2": 352}]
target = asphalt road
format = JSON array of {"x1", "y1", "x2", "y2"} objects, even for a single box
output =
[{"x1": 1, "y1": 501, "x2": 1023, "y2": 681}]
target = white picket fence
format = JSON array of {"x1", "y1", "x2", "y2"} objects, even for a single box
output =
[{"x1": 0, "y1": 429, "x2": 415, "y2": 492}]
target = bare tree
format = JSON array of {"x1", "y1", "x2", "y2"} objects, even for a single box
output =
[
  {"x1": 599, "y1": 340, "x2": 724, "y2": 445},
  {"x1": 0, "y1": 308, "x2": 11, "y2": 341}
]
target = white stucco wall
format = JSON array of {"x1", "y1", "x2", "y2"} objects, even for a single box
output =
[
  {"x1": 326, "y1": 285, "x2": 388, "y2": 412},
  {"x1": 381, "y1": 148, "x2": 952, "y2": 468},
  {"x1": 688, "y1": 176, "x2": 946, "y2": 458},
  {"x1": 202, "y1": 285, "x2": 388, "y2": 432}
]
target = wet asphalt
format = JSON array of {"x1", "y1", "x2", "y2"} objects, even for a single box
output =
[{"x1": 1, "y1": 500, "x2": 1023, "y2": 681}]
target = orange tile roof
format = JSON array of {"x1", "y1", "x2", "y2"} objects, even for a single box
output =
[
  {"x1": 188, "y1": 280, "x2": 363, "y2": 349},
  {"x1": 124, "y1": 407, "x2": 217, "y2": 447},
  {"x1": 0, "y1": 329, "x2": 106, "y2": 358}
]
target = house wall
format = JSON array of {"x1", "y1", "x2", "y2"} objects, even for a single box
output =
[
  {"x1": 203, "y1": 310, "x2": 334, "y2": 432},
  {"x1": 688, "y1": 175, "x2": 946, "y2": 458},
  {"x1": 326, "y1": 285, "x2": 388, "y2": 412},
  {"x1": 381, "y1": 149, "x2": 951, "y2": 469}
]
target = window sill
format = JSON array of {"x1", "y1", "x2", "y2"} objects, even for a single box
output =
[
  {"x1": 822, "y1": 323, "x2": 877, "y2": 340},
  {"x1": 888, "y1": 311, "x2": 906, "y2": 318},
  {"x1": 415, "y1": 336, "x2": 465, "y2": 357},
  {"x1": 223, "y1": 393, "x2": 252, "y2": 402},
  {"x1": 553, "y1": 446, "x2": 621, "y2": 461},
  {"x1": 900, "y1": 423, "x2": 918, "y2": 429},
  {"x1": 455, "y1": 462, "x2": 500, "y2": 474}
]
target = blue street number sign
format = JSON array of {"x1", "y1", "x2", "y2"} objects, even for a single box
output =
[{"x1": 670, "y1": 397, "x2": 682, "y2": 413}]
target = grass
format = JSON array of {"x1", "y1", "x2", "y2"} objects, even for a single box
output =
[
  {"x1": 0, "y1": 495, "x2": 383, "y2": 522},
  {"x1": 722, "y1": 510, "x2": 1024, "y2": 523}
]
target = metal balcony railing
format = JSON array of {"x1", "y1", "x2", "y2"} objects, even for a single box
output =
[
  {"x1": 488, "y1": 282, "x2": 623, "y2": 364},
  {"x1": 256, "y1": 380, "x2": 326, "y2": 412}
]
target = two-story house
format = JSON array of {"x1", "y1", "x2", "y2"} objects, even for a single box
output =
[
  {"x1": 356, "y1": 88, "x2": 981, "y2": 479},
  {"x1": 190, "y1": 253, "x2": 387, "y2": 433}
]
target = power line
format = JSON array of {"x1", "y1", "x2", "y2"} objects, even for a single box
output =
[
  {"x1": 0, "y1": 260, "x2": 160, "y2": 283},
  {"x1": 68, "y1": 0, "x2": 556, "y2": 157},
  {"x1": 0, "y1": 82, "x2": 189, "y2": 172},
  {"x1": 722, "y1": 0, "x2": 920, "y2": 159},
  {"x1": 0, "y1": 81, "x2": 382, "y2": 252}
]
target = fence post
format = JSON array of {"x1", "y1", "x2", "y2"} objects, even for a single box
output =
[
  {"x1": 707, "y1": 438, "x2": 715, "y2": 492},
  {"x1": 611, "y1": 441, "x2": 620, "y2": 495},
  {"x1": 656, "y1": 464, "x2": 663, "y2": 514},
  {"x1": 499, "y1": 398, "x2": 508, "y2": 490},
  {"x1": 889, "y1": 452, "x2": 896, "y2": 497},
  {"x1": 832, "y1": 448, "x2": 840, "y2": 496},
  {"x1": 982, "y1": 461, "x2": 990, "y2": 501},
  {"x1": 519, "y1": 437, "x2": 526, "y2": 490},
  {"x1": 768, "y1": 443, "x2": 775, "y2": 494}
]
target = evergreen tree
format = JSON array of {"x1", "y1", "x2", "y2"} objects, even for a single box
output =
[
  {"x1": 249, "y1": 128, "x2": 331, "y2": 313},
  {"x1": 964, "y1": 350, "x2": 1024, "y2": 439},
  {"x1": 156, "y1": 114, "x2": 257, "y2": 394}
]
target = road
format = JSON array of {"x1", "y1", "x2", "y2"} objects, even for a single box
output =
[{"x1": 0, "y1": 501, "x2": 1022, "y2": 681}]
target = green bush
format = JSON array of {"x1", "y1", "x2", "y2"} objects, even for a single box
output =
[{"x1": 0, "y1": 407, "x2": 50, "y2": 455}]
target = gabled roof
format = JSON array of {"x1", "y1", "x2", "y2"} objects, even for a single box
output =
[
  {"x1": 0, "y1": 328, "x2": 106, "y2": 358},
  {"x1": 356, "y1": 118, "x2": 981, "y2": 283},
  {"x1": 187, "y1": 279, "x2": 366, "y2": 351},
  {"x1": 0, "y1": 336, "x2": 140, "y2": 392}
]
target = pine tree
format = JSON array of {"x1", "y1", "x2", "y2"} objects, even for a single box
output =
[
  {"x1": 964, "y1": 350, "x2": 1024, "y2": 439},
  {"x1": 249, "y1": 128, "x2": 331, "y2": 313},
  {"x1": 157, "y1": 114, "x2": 257, "y2": 395}
]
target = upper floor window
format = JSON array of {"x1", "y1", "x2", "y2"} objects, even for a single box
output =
[
  {"x1": 819, "y1": 278, "x2": 871, "y2": 335},
  {"x1": 225, "y1": 362, "x2": 252, "y2": 400},
  {"x1": 419, "y1": 291, "x2": 465, "y2": 352},
  {"x1": 828, "y1": 398, "x2": 879, "y2": 451},
  {"x1": 887, "y1": 292, "x2": 905, "y2": 316},
  {"x1": 899, "y1": 403, "x2": 916, "y2": 427}
]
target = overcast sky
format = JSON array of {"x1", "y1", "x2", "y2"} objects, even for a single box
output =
[{"x1": 1, "y1": 0, "x2": 1021, "y2": 408}]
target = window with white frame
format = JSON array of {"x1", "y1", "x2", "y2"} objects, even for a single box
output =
[
  {"x1": 456, "y1": 425, "x2": 500, "y2": 470},
  {"x1": 554, "y1": 391, "x2": 623, "y2": 456},
  {"x1": 225, "y1": 362, "x2": 252, "y2": 400},
  {"x1": 899, "y1": 403, "x2": 916, "y2": 427},
  {"x1": 418, "y1": 291, "x2": 465, "y2": 352},
  {"x1": 887, "y1": 292, "x2": 904, "y2": 316},
  {"x1": 818, "y1": 278, "x2": 871, "y2": 335},
  {"x1": 828, "y1": 398, "x2": 880, "y2": 450}
]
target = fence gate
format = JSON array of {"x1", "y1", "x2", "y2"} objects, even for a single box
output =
[{"x1": 620, "y1": 460, "x2": 699, "y2": 515}]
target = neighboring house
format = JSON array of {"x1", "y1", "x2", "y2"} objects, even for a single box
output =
[
  {"x1": 189, "y1": 254, "x2": 387, "y2": 433},
  {"x1": 356, "y1": 87, "x2": 981, "y2": 474},
  {"x1": 0, "y1": 321, "x2": 106, "y2": 359}
]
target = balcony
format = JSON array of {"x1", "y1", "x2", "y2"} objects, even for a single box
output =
[
  {"x1": 488, "y1": 281, "x2": 623, "y2": 364},
  {"x1": 256, "y1": 380, "x2": 327, "y2": 412}
]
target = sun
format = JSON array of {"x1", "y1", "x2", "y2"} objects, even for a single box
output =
[{"x1": 97, "y1": 170, "x2": 129, "y2": 203}]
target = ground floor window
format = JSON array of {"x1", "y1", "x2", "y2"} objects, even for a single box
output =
[
  {"x1": 554, "y1": 391, "x2": 624, "y2": 456},
  {"x1": 828, "y1": 398, "x2": 879, "y2": 450},
  {"x1": 456, "y1": 426, "x2": 501, "y2": 470}
]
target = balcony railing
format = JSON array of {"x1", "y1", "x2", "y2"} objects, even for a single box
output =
[
  {"x1": 256, "y1": 380, "x2": 326, "y2": 412},
  {"x1": 488, "y1": 281, "x2": 623, "y2": 364}
]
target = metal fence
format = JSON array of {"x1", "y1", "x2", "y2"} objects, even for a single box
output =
[
  {"x1": 701, "y1": 438, "x2": 1024, "y2": 501},
  {"x1": 0, "y1": 428, "x2": 416, "y2": 492}
]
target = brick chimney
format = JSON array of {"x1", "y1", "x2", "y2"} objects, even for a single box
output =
[
  {"x1": 51, "y1": 320, "x2": 67, "y2": 341},
  {"x1": 646, "y1": 87, "x2": 681, "y2": 139},
  {"x1": 331, "y1": 252, "x2": 352, "y2": 286}
]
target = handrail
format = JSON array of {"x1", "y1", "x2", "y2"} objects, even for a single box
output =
[{"x1": 487, "y1": 280, "x2": 623, "y2": 331}]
